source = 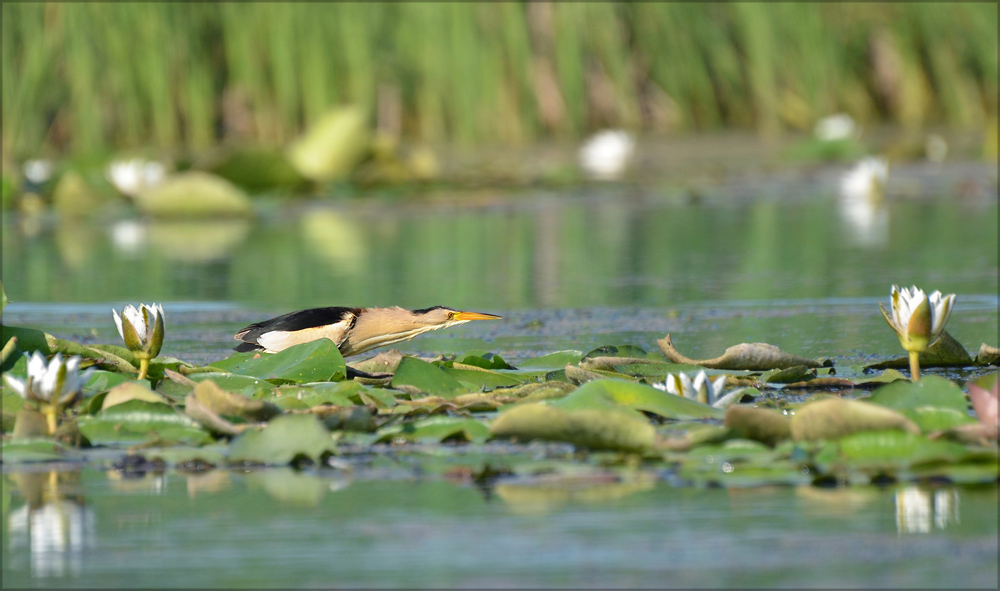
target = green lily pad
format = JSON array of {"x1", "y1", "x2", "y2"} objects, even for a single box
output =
[
  {"x1": 866, "y1": 375, "x2": 968, "y2": 413},
  {"x1": 517, "y1": 350, "x2": 584, "y2": 370},
  {"x1": 901, "y1": 406, "x2": 977, "y2": 433},
  {"x1": 836, "y1": 430, "x2": 972, "y2": 467},
  {"x1": 0, "y1": 438, "x2": 71, "y2": 463},
  {"x1": 78, "y1": 399, "x2": 213, "y2": 447},
  {"x1": 552, "y1": 379, "x2": 724, "y2": 420},
  {"x1": 456, "y1": 351, "x2": 514, "y2": 370},
  {"x1": 375, "y1": 416, "x2": 490, "y2": 444},
  {"x1": 442, "y1": 366, "x2": 523, "y2": 390},
  {"x1": 491, "y1": 403, "x2": 655, "y2": 453},
  {"x1": 225, "y1": 340, "x2": 346, "y2": 383},
  {"x1": 762, "y1": 366, "x2": 818, "y2": 384},
  {"x1": 227, "y1": 414, "x2": 335, "y2": 465},
  {"x1": 790, "y1": 398, "x2": 920, "y2": 441},
  {"x1": 102, "y1": 382, "x2": 171, "y2": 410},
  {"x1": 84, "y1": 370, "x2": 139, "y2": 396},
  {"x1": 272, "y1": 381, "x2": 364, "y2": 408},
  {"x1": 583, "y1": 344, "x2": 657, "y2": 360},
  {"x1": 189, "y1": 373, "x2": 274, "y2": 397},
  {"x1": 391, "y1": 356, "x2": 466, "y2": 398}
]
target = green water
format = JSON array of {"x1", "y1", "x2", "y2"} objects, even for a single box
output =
[
  {"x1": 2, "y1": 163, "x2": 998, "y2": 587},
  {"x1": 1, "y1": 468, "x2": 997, "y2": 587}
]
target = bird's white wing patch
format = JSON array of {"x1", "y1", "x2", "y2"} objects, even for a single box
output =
[{"x1": 255, "y1": 319, "x2": 353, "y2": 353}]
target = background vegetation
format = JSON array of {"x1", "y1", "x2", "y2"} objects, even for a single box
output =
[{"x1": 2, "y1": 2, "x2": 997, "y2": 158}]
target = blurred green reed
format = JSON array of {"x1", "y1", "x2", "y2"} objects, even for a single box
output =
[{"x1": 1, "y1": 2, "x2": 996, "y2": 157}]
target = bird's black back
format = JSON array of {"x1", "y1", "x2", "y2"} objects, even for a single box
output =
[{"x1": 234, "y1": 306, "x2": 362, "y2": 343}]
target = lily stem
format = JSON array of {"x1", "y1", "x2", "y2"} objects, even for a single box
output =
[
  {"x1": 909, "y1": 350, "x2": 921, "y2": 382},
  {"x1": 43, "y1": 405, "x2": 58, "y2": 436},
  {"x1": 138, "y1": 358, "x2": 150, "y2": 380}
]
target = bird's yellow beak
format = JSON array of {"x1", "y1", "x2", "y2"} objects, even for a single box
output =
[{"x1": 451, "y1": 311, "x2": 503, "y2": 321}]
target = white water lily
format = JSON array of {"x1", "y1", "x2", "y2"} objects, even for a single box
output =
[
  {"x1": 22, "y1": 159, "x2": 55, "y2": 185},
  {"x1": 840, "y1": 156, "x2": 889, "y2": 204},
  {"x1": 105, "y1": 158, "x2": 166, "y2": 197},
  {"x1": 655, "y1": 370, "x2": 728, "y2": 406},
  {"x1": 579, "y1": 130, "x2": 635, "y2": 181},
  {"x1": 814, "y1": 113, "x2": 856, "y2": 142},
  {"x1": 879, "y1": 285, "x2": 956, "y2": 381},
  {"x1": 112, "y1": 303, "x2": 165, "y2": 379},
  {"x1": 3, "y1": 352, "x2": 94, "y2": 434}
]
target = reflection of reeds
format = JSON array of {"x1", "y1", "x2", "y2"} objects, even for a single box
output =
[{"x1": 2, "y1": 3, "x2": 997, "y2": 155}]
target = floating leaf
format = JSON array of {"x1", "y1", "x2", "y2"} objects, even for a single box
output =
[
  {"x1": 552, "y1": 379, "x2": 724, "y2": 420},
  {"x1": 78, "y1": 399, "x2": 212, "y2": 446},
  {"x1": 272, "y1": 381, "x2": 363, "y2": 408},
  {"x1": 865, "y1": 375, "x2": 968, "y2": 413},
  {"x1": 854, "y1": 369, "x2": 908, "y2": 388},
  {"x1": 225, "y1": 340, "x2": 346, "y2": 383},
  {"x1": 724, "y1": 405, "x2": 792, "y2": 446},
  {"x1": 658, "y1": 334, "x2": 826, "y2": 370},
  {"x1": 902, "y1": 406, "x2": 977, "y2": 433},
  {"x1": 442, "y1": 365, "x2": 523, "y2": 390},
  {"x1": 583, "y1": 345, "x2": 657, "y2": 360},
  {"x1": 375, "y1": 416, "x2": 489, "y2": 443},
  {"x1": 191, "y1": 379, "x2": 281, "y2": 422},
  {"x1": 135, "y1": 171, "x2": 252, "y2": 217},
  {"x1": 101, "y1": 382, "x2": 170, "y2": 410},
  {"x1": 0, "y1": 438, "x2": 70, "y2": 463},
  {"x1": 864, "y1": 331, "x2": 973, "y2": 370},
  {"x1": 321, "y1": 407, "x2": 376, "y2": 432},
  {"x1": 350, "y1": 349, "x2": 405, "y2": 375},
  {"x1": 836, "y1": 430, "x2": 972, "y2": 467},
  {"x1": 456, "y1": 351, "x2": 513, "y2": 370},
  {"x1": 228, "y1": 414, "x2": 335, "y2": 465},
  {"x1": 84, "y1": 370, "x2": 139, "y2": 396},
  {"x1": 184, "y1": 394, "x2": 245, "y2": 437},
  {"x1": 391, "y1": 356, "x2": 466, "y2": 398},
  {"x1": 517, "y1": 350, "x2": 584, "y2": 370},
  {"x1": 490, "y1": 403, "x2": 655, "y2": 453},
  {"x1": 189, "y1": 373, "x2": 273, "y2": 397},
  {"x1": 790, "y1": 398, "x2": 919, "y2": 441},
  {"x1": 762, "y1": 366, "x2": 818, "y2": 384}
]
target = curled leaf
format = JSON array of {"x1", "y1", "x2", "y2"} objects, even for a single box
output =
[
  {"x1": 184, "y1": 393, "x2": 245, "y2": 437},
  {"x1": 657, "y1": 334, "x2": 827, "y2": 370},
  {"x1": 975, "y1": 344, "x2": 1000, "y2": 366},
  {"x1": 102, "y1": 382, "x2": 170, "y2": 410},
  {"x1": 490, "y1": 403, "x2": 655, "y2": 453},
  {"x1": 790, "y1": 398, "x2": 920, "y2": 441}
]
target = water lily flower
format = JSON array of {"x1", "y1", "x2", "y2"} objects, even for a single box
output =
[
  {"x1": 579, "y1": 130, "x2": 635, "y2": 181},
  {"x1": 840, "y1": 156, "x2": 889, "y2": 204},
  {"x1": 879, "y1": 285, "x2": 956, "y2": 381},
  {"x1": 655, "y1": 370, "x2": 727, "y2": 406},
  {"x1": 105, "y1": 158, "x2": 166, "y2": 197},
  {"x1": 112, "y1": 303, "x2": 165, "y2": 379},
  {"x1": 3, "y1": 352, "x2": 94, "y2": 434},
  {"x1": 814, "y1": 113, "x2": 856, "y2": 142},
  {"x1": 22, "y1": 159, "x2": 54, "y2": 186}
]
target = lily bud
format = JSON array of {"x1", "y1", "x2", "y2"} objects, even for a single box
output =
[{"x1": 113, "y1": 303, "x2": 165, "y2": 360}]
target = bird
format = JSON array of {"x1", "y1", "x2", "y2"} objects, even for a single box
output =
[{"x1": 233, "y1": 305, "x2": 502, "y2": 357}]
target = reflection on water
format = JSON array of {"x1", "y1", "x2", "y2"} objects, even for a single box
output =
[
  {"x1": 2, "y1": 468, "x2": 997, "y2": 587},
  {"x1": 3, "y1": 189, "x2": 996, "y2": 313},
  {"x1": 5, "y1": 472, "x2": 95, "y2": 579},
  {"x1": 895, "y1": 486, "x2": 960, "y2": 535}
]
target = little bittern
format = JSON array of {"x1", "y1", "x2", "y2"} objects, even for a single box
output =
[{"x1": 234, "y1": 305, "x2": 502, "y2": 357}]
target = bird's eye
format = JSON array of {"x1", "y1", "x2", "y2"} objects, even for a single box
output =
[{"x1": 447, "y1": 312, "x2": 457, "y2": 320}]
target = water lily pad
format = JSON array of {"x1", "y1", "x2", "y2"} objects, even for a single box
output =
[
  {"x1": 552, "y1": 379, "x2": 724, "y2": 420},
  {"x1": 456, "y1": 351, "x2": 514, "y2": 370},
  {"x1": 583, "y1": 345, "x2": 657, "y2": 360},
  {"x1": 864, "y1": 331, "x2": 973, "y2": 370},
  {"x1": 865, "y1": 375, "x2": 968, "y2": 413},
  {"x1": 191, "y1": 379, "x2": 281, "y2": 422},
  {"x1": 517, "y1": 350, "x2": 584, "y2": 370},
  {"x1": 658, "y1": 334, "x2": 826, "y2": 370},
  {"x1": 836, "y1": 430, "x2": 972, "y2": 467},
  {"x1": 78, "y1": 399, "x2": 212, "y2": 446},
  {"x1": 901, "y1": 406, "x2": 977, "y2": 433},
  {"x1": 189, "y1": 373, "x2": 273, "y2": 397},
  {"x1": 854, "y1": 369, "x2": 908, "y2": 388},
  {"x1": 0, "y1": 438, "x2": 71, "y2": 463},
  {"x1": 724, "y1": 405, "x2": 792, "y2": 446},
  {"x1": 102, "y1": 382, "x2": 171, "y2": 410},
  {"x1": 273, "y1": 381, "x2": 363, "y2": 408},
  {"x1": 84, "y1": 370, "x2": 139, "y2": 396},
  {"x1": 228, "y1": 414, "x2": 335, "y2": 465},
  {"x1": 225, "y1": 340, "x2": 346, "y2": 383},
  {"x1": 491, "y1": 403, "x2": 655, "y2": 453},
  {"x1": 375, "y1": 416, "x2": 489, "y2": 444},
  {"x1": 442, "y1": 365, "x2": 523, "y2": 390},
  {"x1": 351, "y1": 350, "x2": 405, "y2": 374},
  {"x1": 762, "y1": 366, "x2": 818, "y2": 384},
  {"x1": 790, "y1": 398, "x2": 920, "y2": 441},
  {"x1": 391, "y1": 356, "x2": 466, "y2": 398}
]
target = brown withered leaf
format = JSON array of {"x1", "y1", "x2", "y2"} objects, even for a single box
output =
[{"x1": 657, "y1": 334, "x2": 828, "y2": 370}]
